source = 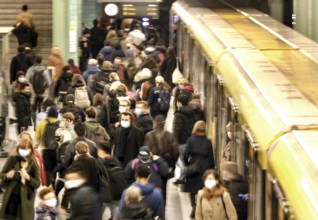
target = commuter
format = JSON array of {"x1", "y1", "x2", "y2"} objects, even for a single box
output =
[
  {"x1": 26, "y1": 55, "x2": 52, "y2": 124},
  {"x1": 24, "y1": 45, "x2": 36, "y2": 70},
  {"x1": 107, "y1": 29, "x2": 120, "y2": 48},
  {"x1": 196, "y1": 169, "x2": 237, "y2": 220},
  {"x1": 117, "y1": 98, "x2": 138, "y2": 127},
  {"x1": 112, "y1": 44, "x2": 126, "y2": 63},
  {"x1": 120, "y1": 164, "x2": 165, "y2": 219},
  {"x1": 79, "y1": 29, "x2": 91, "y2": 71},
  {"x1": 148, "y1": 76, "x2": 171, "y2": 118},
  {"x1": 61, "y1": 169, "x2": 103, "y2": 220},
  {"x1": 12, "y1": 81, "x2": 32, "y2": 133},
  {"x1": 59, "y1": 112, "x2": 76, "y2": 141},
  {"x1": 62, "y1": 122, "x2": 98, "y2": 168},
  {"x1": 0, "y1": 139, "x2": 40, "y2": 219},
  {"x1": 84, "y1": 106, "x2": 111, "y2": 144},
  {"x1": 10, "y1": 45, "x2": 27, "y2": 84},
  {"x1": 189, "y1": 93, "x2": 205, "y2": 121},
  {"x1": 52, "y1": 128, "x2": 72, "y2": 195},
  {"x1": 220, "y1": 162, "x2": 248, "y2": 220},
  {"x1": 117, "y1": 185, "x2": 153, "y2": 220},
  {"x1": 90, "y1": 19, "x2": 102, "y2": 59},
  {"x1": 173, "y1": 94, "x2": 196, "y2": 145},
  {"x1": 59, "y1": 94, "x2": 86, "y2": 122},
  {"x1": 113, "y1": 111, "x2": 144, "y2": 167},
  {"x1": 177, "y1": 121, "x2": 215, "y2": 218},
  {"x1": 128, "y1": 23, "x2": 146, "y2": 46},
  {"x1": 133, "y1": 58, "x2": 156, "y2": 91},
  {"x1": 155, "y1": 44, "x2": 167, "y2": 68},
  {"x1": 8, "y1": 71, "x2": 27, "y2": 107},
  {"x1": 99, "y1": 40, "x2": 114, "y2": 62},
  {"x1": 66, "y1": 74, "x2": 94, "y2": 109},
  {"x1": 135, "y1": 101, "x2": 153, "y2": 134},
  {"x1": 172, "y1": 77, "x2": 194, "y2": 107},
  {"x1": 160, "y1": 47, "x2": 177, "y2": 88},
  {"x1": 132, "y1": 43, "x2": 145, "y2": 70},
  {"x1": 47, "y1": 46, "x2": 64, "y2": 82},
  {"x1": 16, "y1": 4, "x2": 34, "y2": 29},
  {"x1": 87, "y1": 67, "x2": 110, "y2": 95},
  {"x1": 35, "y1": 106, "x2": 60, "y2": 186},
  {"x1": 36, "y1": 187, "x2": 58, "y2": 220},
  {"x1": 54, "y1": 65, "x2": 73, "y2": 105},
  {"x1": 146, "y1": 26, "x2": 160, "y2": 46},
  {"x1": 35, "y1": 98, "x2": 55, "y2": 129},
  {"x1": 68, "y1": 58, "x2": 82, "y2": 75},
  {"x1": 92, "y1": 93, "x2": 105, "y2": 123},
  {"x1": 144, "y1": 115, "x2": 179, "y2": 178},
  {"x1": 98, "y1": 142, "x2": 126, "y2": 219},
  {"x1": 103, "y1": 72, "x2": 121, "y2": 99},
  {"x1": 83, "y1": 58, "x2": 101, "y2": 82}
]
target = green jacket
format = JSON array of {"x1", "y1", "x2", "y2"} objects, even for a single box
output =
[
  {"x1": 0, "y1": 155, "x2": 40, "y2": 219},
  {"x1": 85, "y1": 120, "x2": 111, "y2": 142}
]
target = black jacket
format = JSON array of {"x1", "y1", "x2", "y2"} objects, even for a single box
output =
[
  {"x1": 173, "y1": 105, "x2": 196, "y2": 145},
  {"x1": 54, "y1": 72, "x2": 73, "y2": 97},
  {"x1": 160, "y1": 55, "x2": 177, "y2": 87},
  {"x1": 137, "y1": 114, "x2": 153, "y2": 134},
  {"x1": 10, "y1": 53, "x2": 27, "y2": 83},
  {"x1": 13, "y1": 92, "x2": 32, "y2": 127},
  {"x1": 117, "y1": 203, "x2": 153, "y2": 220}
]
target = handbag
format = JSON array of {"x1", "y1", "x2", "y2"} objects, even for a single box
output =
[
  {"x1": 172, "y1": 59, "x2": 183, "y2": 84},
  {"x1": 184, "y1": 160, "x2": 200, "y2": 177}
]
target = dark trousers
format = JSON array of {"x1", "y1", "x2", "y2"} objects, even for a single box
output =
[
  {"x1": 42, "y1": 149, "x2": 57, "y2": 186},
  {"x1": 5, "y1": 193, "x2": 22, "y2": 219},
  {"x1": 32, "y1": 96, "x2": 44, "y2": 126}
]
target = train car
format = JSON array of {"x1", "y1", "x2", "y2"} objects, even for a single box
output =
[{"x1": 170, "y1": 0, "x2": 318, "y2": 219}]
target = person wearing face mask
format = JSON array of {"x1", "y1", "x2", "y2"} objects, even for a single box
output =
[
  {"x1": 12, "y1": 82, "x2": 32, "y2": 134},
  {"x1": 59, "y1": 112, "x2": 76, "y2": 142},
  {"x1": 135, "y1": 101, "x2": 153, "y2": 134},
  {"x1": 61, "y1": 169, "x2": 103, "y2": 220},
  {"x1": 196, "y1": 169, "x2": 237, "y2": 220},
  {"x1": 113, "y1": 111, "x2": 144, "y2": 168},
  {"x1": 0, "y1": 139, "x2": 40, "y2": 219},
  {"x1": 36, "y1": 187, "x2": 58, "y2": 220}
]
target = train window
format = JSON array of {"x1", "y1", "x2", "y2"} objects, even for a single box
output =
[{"x1": 270, "y1": 179, "x2": 290, "y2": 220}]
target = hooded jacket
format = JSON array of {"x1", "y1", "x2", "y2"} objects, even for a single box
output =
[
  {"x1": 83, "y1": 65, "x2": 101, "y2": 82},
  {"x1": 173, "y1": 105, "x2": 196, "y2": 144},
  {"x1": 117, "y1": 202, "x2": 153, "y2": 220},
  {"x1": 120, "y1": 182, "x2": 164, "y2": 218}
]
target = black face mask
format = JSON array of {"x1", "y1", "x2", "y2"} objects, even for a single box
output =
[{"x1": 55, "y1": 136, "x2": 61, "y2": 142}]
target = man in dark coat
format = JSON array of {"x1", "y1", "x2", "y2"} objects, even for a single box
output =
[
  {"x1": 113, "y1": 111, "x2": 144, "y2": 168},
  {"x1": 135, "y1": 101, "x2": 153, "y2": 134},
  {"x1": 10, "y1": 45, "x2": 27, "y2": 83},
  {"x1": 63, "y1": 122, "x2": 98, "y2": 168},
  {"x1": 173, "y1": 94, "x2": 196, "y2": 145}
]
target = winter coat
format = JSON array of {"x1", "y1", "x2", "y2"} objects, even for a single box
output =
[
  {"x1": 182, "y1": 135, "x2": 215, "y2": 193},
  {"x1": 0, "y1": 155, "x2": 40, "y2": 219},
  {"x1": 84, "y1": 120, "x2": 111, "y2": 142},
  {"x1": 10, "y1": 53, "x2": 27, "y2": 83},
  {"x1": 137, "y1": 114, "x2": 153, "y2": 134},
  {"x1": 113, "y1": 125, "x2": 145, "y2": 168},
  {"x1": 59, "y1": 104, "x2": 86, "y2": 122},
  {"x1": 144, "y1": 128, "x2": 179, "y2": 169},
  {"x1": 54, "y1": 72, "x2": 73, "y2": 97},
  {"x1": 62, "y1": 136, "x2": 98, "y2": 168},
  {"x1": 68, "y1": 185, "x2": 103, "y2": 220},
  {"x1": 196, "y1": 189, "x2": 238, "y2": 220},
  {"x1": 120, "y1": 182, "x2": 164, "y2": 218},
  {"x1": 117, "y1": 202, "x2": 153, "y2": 220},
  {"x1": 47, "y1": 54, "x2": 64, "y2": 81},
  {"x1": 35, "y1": 203, "x2": 57, "y2": 220},
  {"x1": 173, "y1": 105, "x2": 196, "y2": 145},
  {"x1": 83, "y1": 65, "x2": 101, "y2": 82},
  {"x1": 99, "y1": 46, "x2": 114, "y2": 62},
  {"x1": 160, "y1": 55, "x2": 177, "y2": 87},
  {"x1": 148, "y1": 84, "x2": 171, "y2": 118},
  {"x1": 35, "y1": 117, "x2": 59, "y2": 149},
  {"x1": 124, "y1": 157, "x2": 169, "y2": 189},
  {"x1": 13, "y1": 92, "x2": 32, "y2": 127}
]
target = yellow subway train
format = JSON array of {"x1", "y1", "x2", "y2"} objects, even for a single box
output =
[{"x1": 170, "y1": 0, "x2": 318, "y2": 219}]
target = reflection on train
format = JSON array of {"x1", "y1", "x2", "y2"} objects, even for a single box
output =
[{"x1": 171, "y1": 0, "x2": 318, "y2": 219}]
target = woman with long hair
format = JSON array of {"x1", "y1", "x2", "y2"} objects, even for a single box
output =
[
  {"x1": 196, "y1": 169, "x2": 237, "y2": 220},
  {"x1": 0, "y1": 139, "x2": 40, "y2": 219}
]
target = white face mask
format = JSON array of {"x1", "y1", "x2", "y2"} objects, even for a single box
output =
[
  {"x1": 135, "y1": 108, "x2": 143, "y2": 117},
  {"x1": 119, "y1": 106, "x2": 127, "y2": 113},
  {"x1": 227, "y1": 131, "x2": 232, "y2": 139},
  {"x1": 19, "y1": 149, "x2": 31, "y2": 158},
  {"x1": 45, "y1": 198, "x2": 57, "y2": 207},
  {"x1": 121, "y1": 120, "x2": 131, "y2": 128},
  {"x1": 205, "y1": 179, "x2": 217, "y2": 190},
  {"x1": 64, "y1": 179, "x2": 85, "y2": 189}
]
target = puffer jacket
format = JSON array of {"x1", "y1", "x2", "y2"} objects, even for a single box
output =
[{"x1": 173, "y1": 105, "x2": 196, "y2": 144}]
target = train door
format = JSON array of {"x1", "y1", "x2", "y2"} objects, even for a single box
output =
[{"x1": 246, "y1": 130, "x2": 265, "y2": 220}]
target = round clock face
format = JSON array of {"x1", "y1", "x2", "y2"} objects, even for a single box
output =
[{"x1": 104, "y1": 3, "x2": 119, "y2": 16}]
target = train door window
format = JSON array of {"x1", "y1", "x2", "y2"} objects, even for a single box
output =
[{"x1": 246, "y1": 129, "x2": 265, "y2": 220}]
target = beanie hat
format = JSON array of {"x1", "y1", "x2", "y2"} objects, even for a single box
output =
[
  {"x1": 47, "y1": 106, "x2": 58, "y2": 118},
  {"x1": 138, "y1": 146, "x2": 152, "y2": 163}
]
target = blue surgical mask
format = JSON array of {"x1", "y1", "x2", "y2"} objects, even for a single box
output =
[{"x1": 19, "y1": 149, "x2": 31, "y2": 158}]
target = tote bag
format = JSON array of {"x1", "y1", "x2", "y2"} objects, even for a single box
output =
[{"x1": 172, "y1": 59, "x2": 183, "y2": 84}]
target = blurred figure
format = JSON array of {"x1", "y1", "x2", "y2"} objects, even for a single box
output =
[
  {"x1": 68, "y1": 58, "x2": 82, "y2": 75},
  {"x1": 196, "y1": 169, "x2": 237, "y2": 220},
  {"x1": 61, "y1": 169, "x2": 103, "y2": 220},
  {"x1": 59, "y1": 112, "x2": 76, "y2": 141},
  {"x1": 13, "y1": 5, "x2": 35, "y2": 47},
  {"x1": 160, "y1": 47, "x2": 177, "y2": 88},
  {"x1": 54, "y1": 65, "x2": 73, "y2": 105},
  {"x1": 10, "y1": 46, "x2": 27, "y2": 84},
  {"x1": 16, "y1": 4, "x2": 34, "y2": 29},
  {"x1": 83, "y1": 58, "x2": 100, "y2": 82},
  {"x1": 117, "y1": 186, "x2": 153, "y2": 220},
  {"x1": 35, "y1": 98, "x2": 55, "y2": 129},
  {"x1": 0, "y1": 139, "x2": 40, "y2": 219},
  {"x1": 47, "y1": 46, "x2": 64, "y2": 82},
  {"x1": 135, "y1": 101, "x2": 153, "y2": 134},
  {"x1": 119, "y1": 164, "x2": 165, "y2": 219},
  {"x1": 36, "y1": 187, "x2": 58, "y2": 220},
  {"x1": 128, "y1": 23, "x2": 146, "y2": 46},
  {"x1": 59, "y1": 94, "x2": 86, "y2": 123},
  {"x1": 220, "y1": 162, "x2": 248, "y2": 220}
]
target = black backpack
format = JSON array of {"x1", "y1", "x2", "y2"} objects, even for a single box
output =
[
  {"x1": 105, "y1": 164, "x2": 128, "y2": 200},
  {"x1": 157, "y1": 86, "x2": 170, "y2": 112},
  {"x1": 43, "y1": 119, "x2": 59, "y2": 150},
  {"x1": 32, "y1": 68, "x2": 46, "y2": 95},
  {"x1": 91, "y1": 72, "x2": 109, "y2": 94}
]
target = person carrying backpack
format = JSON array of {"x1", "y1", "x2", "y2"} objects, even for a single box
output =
[
  {"x1": 148, "y1": 76, "x2": 171, "y2": 118},
  {"x1": 66, "y1": 74, "x2": 93, "y2": 109},
  {"x1": 35, "y1": 106, "x2": 60, "y2": 186},
  {"x1": 97, "y1": 142, "x2": 127, "y2": 219},
  {"x1": 87, "y1": 69, "x2": 110, "y2": 95},
  {"x1": 26, "y1": 55, "x2": 52, "y2": 125}
]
